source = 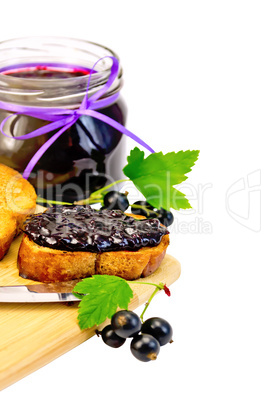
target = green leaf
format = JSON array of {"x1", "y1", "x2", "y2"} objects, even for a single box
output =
[
  {"x1": 73, "y1": 275, "x2": 134, "y2": 330},
  {"x1": 123, "y1": 147, "x2": 199, "y2": 210}
]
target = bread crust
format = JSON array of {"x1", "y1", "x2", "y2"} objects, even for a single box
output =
[
  {"x1": 18, "y1": 234, "x2": 97, "y2": 282},
  {"x1": 0, "y1": 163, "x2": 37, "y2": 229},
  {"x1": 96, "y1": 235, "x2": 169, "y2": 280},
  {"x1": 0, "y1": 164, "x2": 37, "y2": 260},
  {"x1": 0, "y1": 208, "x2": 17, "y2": 260},
  {"x1": 18, "y1": 213, "x2": 170, "y2": 282}
]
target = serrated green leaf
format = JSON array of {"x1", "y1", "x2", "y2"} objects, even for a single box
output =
[
  {"x1": 73, "y1": 275, "x2": 133, "y2": 330},
  {"x1": 123, "y1": 147, "x2": 199, "y2": 210}
]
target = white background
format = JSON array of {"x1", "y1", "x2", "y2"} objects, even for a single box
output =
[{"x1": 1, "y1": 1, "x2": 265, "y2": 401}]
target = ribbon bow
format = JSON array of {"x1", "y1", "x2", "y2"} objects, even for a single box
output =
[{"x1": 0, "y1": 56, "x2": 154, "y2": 179}]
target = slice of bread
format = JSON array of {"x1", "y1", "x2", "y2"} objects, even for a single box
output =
[
  {"x1": 0, "y1": 163, "x2": 37, "y2": 259},
  {"x1": 0, "y1": 208, "x2": 17, "y2": 260},
  {"x1": 18, "y1": 213, "x2": 169, "y2": 283}
]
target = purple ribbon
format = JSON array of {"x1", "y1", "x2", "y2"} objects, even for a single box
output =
[{"x1": 0, "y1": 56, "x2": 154, "y2": 179}]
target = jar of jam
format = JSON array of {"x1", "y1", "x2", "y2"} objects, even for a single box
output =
[{"x1": 0, "y1": 37, "x2": 127, "y2": 203}]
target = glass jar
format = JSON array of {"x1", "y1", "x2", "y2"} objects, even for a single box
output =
[{"x1": 0, "y1": 37, "x2": 127, "y2": 203}]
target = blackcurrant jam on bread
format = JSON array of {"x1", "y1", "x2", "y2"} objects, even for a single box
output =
[{"x1": 18, "y1": 205, "x2": 170, "y2": 282}]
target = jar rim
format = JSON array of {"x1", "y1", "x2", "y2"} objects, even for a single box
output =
[
  {"x1": 0, "y1": 36, "x2": 123, "y2": 107},
  {"x1": 0, "y1": 36, "x2": 121, "y2": 82}
]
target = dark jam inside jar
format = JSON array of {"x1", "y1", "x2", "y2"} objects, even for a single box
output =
[
  {"x1": 0, "y1": 63, "x2": 127, "y2": 203},
  {"x1": 0, "y1": 63, "x2": 92, "y2": 79}
]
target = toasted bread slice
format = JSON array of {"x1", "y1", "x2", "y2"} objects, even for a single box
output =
[
  {"x1": 18, "y1": 234, "x2": 97, "y2": 282},
  {"x1": 95, "y1": 234, "x2": 169, "y2": 280},
  {"x1": 18, "y1": 212, "x2": 169, "y2": 282},
  {"x1": 0, "y1": 208, "x2": 17, "y2": 260},
  {"x1": 0, "y1": 163, "x2": 37, "y2": 259}
]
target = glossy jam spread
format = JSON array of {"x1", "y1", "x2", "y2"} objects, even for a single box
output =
[{"x1": 24, "y1": 205, "x2": 169, "y2": 252}]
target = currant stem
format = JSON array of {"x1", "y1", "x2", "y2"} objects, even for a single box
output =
[
  {"x1": 132, "y1": 281, "x2": 165, "y2": 290},
  {"x1": 74, "y1": 195, "x2": 103, "y2": 206},
  {"x1": 89, "y1": 179, "x2": 130, "y2": 197},
  {"x1": 36, "y1": 196, "x2": 73, "y2": 206},
  {"x1": 130, "y1": 203, "x2": 159, "y2": 217},
  {"x1": 129, "y1": 281, "x2": 166, "y2": 322},
  {"x1": 139, "y1": 287, "x2": 160, "y2": 323},
  {"x1": 74, "y1": 179, "x2": 130, "y2": 205}
]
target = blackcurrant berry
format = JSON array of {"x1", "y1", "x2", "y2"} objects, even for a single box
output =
[
  {"x1": 111, "y1": 310, "x2": 142, "y2": 338},
  {"x1": 100, "y1": 324, "x2": 126, "y2": 348},
  {"x1": 130, "y1": 334, "x2": 160, "y2": 362},
  {"x1": 141, "y1": 317, "x2": 173, "y2": 346},
  {"x1": 103, "y1": 191, "x2": 129, "y2": 212},
  {"x1": 157, "y1": 208, "x2": 174, "y2": 227}
]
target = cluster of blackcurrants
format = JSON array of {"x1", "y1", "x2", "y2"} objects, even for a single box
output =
[
  {"x1": 98, "y1": 310, "x2": 173, "y2": 362},
  {"x1": 102, "y1": 191, "x2": 174, "y2": 227}
]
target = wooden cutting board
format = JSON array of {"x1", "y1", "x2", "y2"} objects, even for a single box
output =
[{"x1": 0, "y1": 231, "x2": 181, "y2": 391}]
